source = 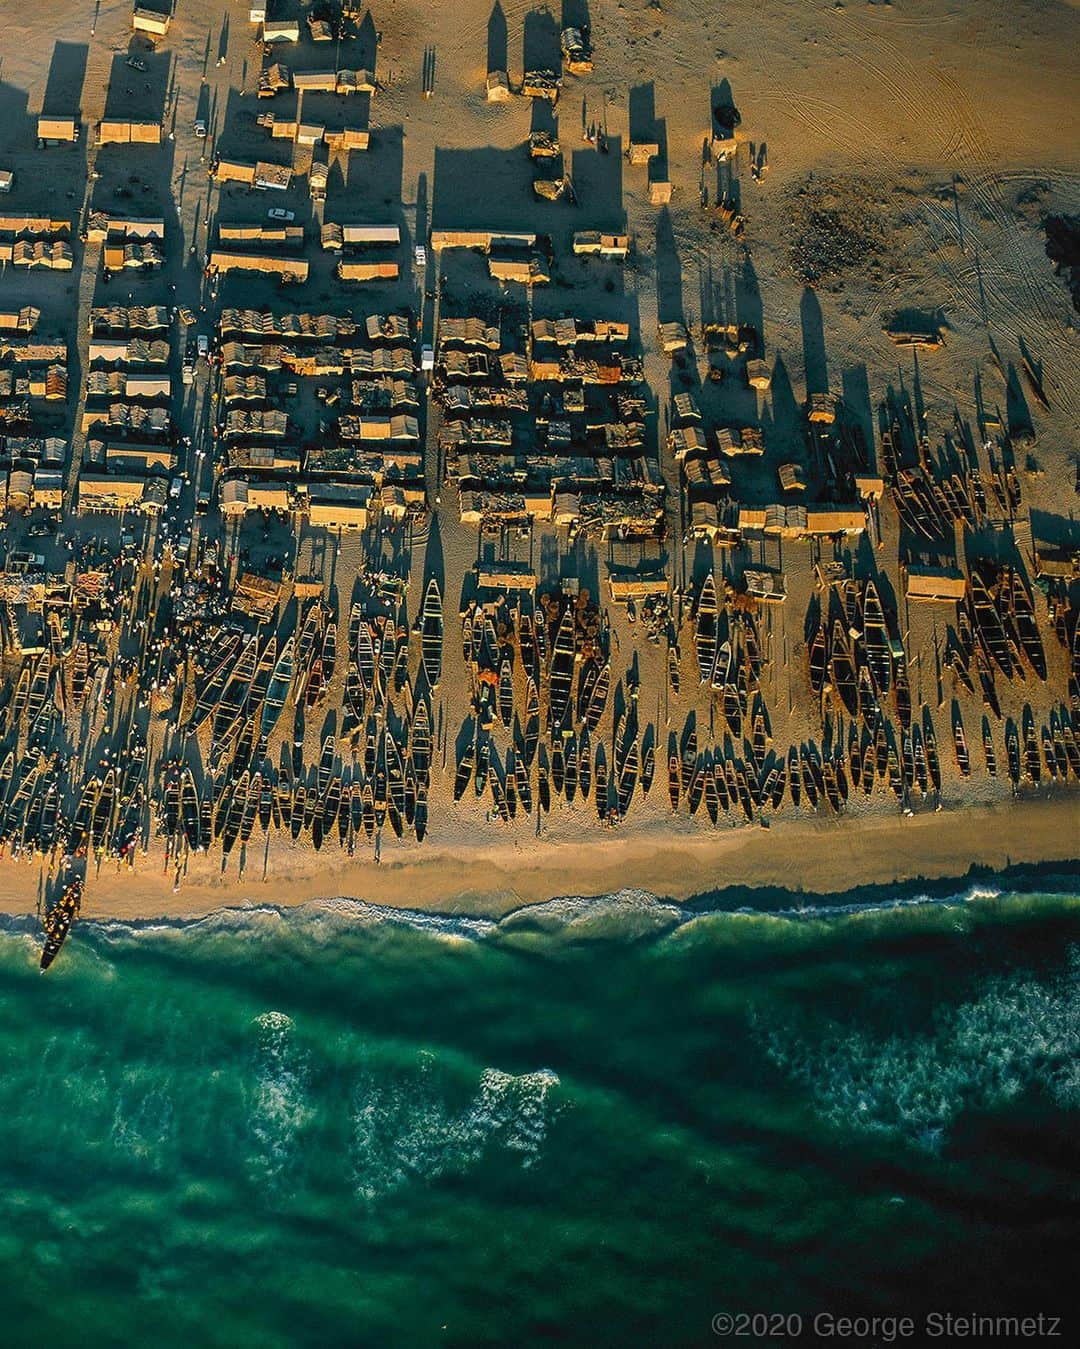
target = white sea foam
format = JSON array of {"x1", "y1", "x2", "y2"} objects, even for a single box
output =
[
  {"x1": 110, "y1": 1082, "x2": 175, "y2": 1169},
  {"x1": 760, "y1": 947, "x2": 1080, "y2": 1151},
  {"x1": 247, "y1": 1011, "x2": 313, "y2": 1189},
  {"x1": 349, "y1": 1054, "x2": 560, "y2": 1204}
]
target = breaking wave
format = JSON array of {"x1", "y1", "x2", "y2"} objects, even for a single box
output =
[
  {"x1": 247, "y1": 1011, "x2": 313, "y2": 1189},
  {"x1": 350, "y1": 1052, "x2": 559, "y2": 1205},
  {"x1": 759, "y1": 947, "x2": 1080, "y2": 1152}
]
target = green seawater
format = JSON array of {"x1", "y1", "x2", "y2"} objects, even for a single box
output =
[{"x1": 0, "y1": 879, "x2": 1078, "y2": 1347}]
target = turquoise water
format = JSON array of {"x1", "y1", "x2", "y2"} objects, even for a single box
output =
[{"x1": 1, "y1": 879, "x2": 1078, "y2": 1347}]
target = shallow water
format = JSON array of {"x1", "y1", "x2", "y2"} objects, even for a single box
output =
[{"x1": 1, "y1": 878, "x2": 1078, "y2": 1346}]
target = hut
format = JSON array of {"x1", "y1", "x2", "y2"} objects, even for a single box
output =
[{"x1": 132, "y1": 6, "x2": 170, "y2": 37}]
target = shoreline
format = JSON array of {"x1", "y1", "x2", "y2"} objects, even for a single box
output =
[{"x1": 2, "y1": 796, "x2": 1077, "y2": 924}]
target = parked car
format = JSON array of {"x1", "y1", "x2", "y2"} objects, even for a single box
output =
[
  {"x1": 197, "y1": 333, "x2": 209, "y2": 359},
  {"x1": 193, "y1": 119, "x2": 207, "y2": 139},
  {"x1": 267, "y1": 208, "x2": 295, "y2": 222},
  {"x1": 169, "y1": 478, "x2": 183, "y2": 501}
]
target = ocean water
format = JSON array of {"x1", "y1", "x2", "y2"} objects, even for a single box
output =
[{"x1": 1, "y1": 877, "x2": 1078, "y2": 1347}]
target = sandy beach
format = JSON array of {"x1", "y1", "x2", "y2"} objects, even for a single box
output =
[{"x1": 0, "y1": 793, "x2": 1074, "y2": 922}]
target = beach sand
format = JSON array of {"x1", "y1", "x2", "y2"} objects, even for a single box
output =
[{"x1": 2, "y1": 795, "x2": 1076, "y2": 921}]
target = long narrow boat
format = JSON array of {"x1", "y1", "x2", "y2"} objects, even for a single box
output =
[
  {"x1": 548, "y1": 607, "x2": 576, "y2": 731},
  {"x1": 213, "y1": 635, "x2": 258, "y2": 744},
  {"x1": 970, "y1": 573, "x2": 1012, "y2": 679},
  {"x1": 317, "y1": 735, "x2": 336, "y2": 798},
  {"x1": 583, "y1": 662, "x2": 610, "y2": 736},
  {"x1": 40, "y1": 877, "x2": 83, "y2": 972},
  {"x1": 861, "y1": 581, "x2": 892, "y2": 695},
  {"x1": 180, "y1": 769, "x2": 201, "y2": 851},
  {"x1": 1009, "y1": 569, "x2": 1046, "y2": 680},
  {"x1": 828, "y1": 621, "x2": 858, "y2": 717},
  {"x1": 578, "y1": 729, "x2": 591, "y2": 801},
  {"x1": 291, "y1": 784, "x2": 306, "y2": 841},
  {"x1": 67, "y1": 775, "x2": 99, "y2": 855},
  {"x1": 240, "y1": 773, "x2": 260, "y2": 845},
  {"x1": 411, "y1": 698, "x2": 431, "y2": 785},
  {"x1": 453, "y1": 740, "x2": 474, "y2": 802},
  {"x1": 260, "y1": 637, "x2": 295, "y2": 744},
  {"x1": 420, "y1": 578, "x2": 443, "y2": 689},
  {"x1": 200, "y1": 777, "x2": 214, "y2": 850},
  {"x1": 695, "y1": 574, "x2": 718, "y2": 685},
  {"x1": 807, "y1": 623, "x2": 827, "y2": 698},
  {"x1": 524, "y1": 680, "x2": 540, "y2": 765},
  {"x1": 592, "y1": 753, "x2": 604, "y2": 821},
  {"x1": 788, "y1": 746, "x2": 802, "y2": 810},
  {"x1": 222, "y1": 771, "x2": 248, "y2": 855},
  {"x1": 321, "y1": 622, "x2": 337, "y2": 685},
  {"x1": 953, "y1": 718, "x2": 970, "y2": 777},
  {"x1": 385, "y1": 730, "x2": 405, "y2": 818},
  {"x1": 668, "y1": 645, "x2": 680, "y2": 697},
  {"x1": 498, "y1": 657, "x2": 514, "y2": 728},
  {"x1": 356, "y1": 620, "x2": 376, "y2": 696},
  {"x1": 668, "y1": 747, "x2": 680, "y2": 811},
  {"x1": 515, "y1": 753, "x2": 532, "y2": 814},
  {"x1": 189, "y1": 634, "x2": 242, "y2": 733},
  {"x1": 90, "y1": 769, "x2": 118, "y2": 853},
  {"x1": 617, "y1": 738, "x2": 639, "y2": 817}
]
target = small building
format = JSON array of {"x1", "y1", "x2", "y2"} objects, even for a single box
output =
[
  {"x1": 263, "y1": 20, "x2": 300, "y2": 42},
  {"x1": 131, "y1": 6, "x2": 169, "y2": 36},
  {"x1": 778, "y1": 463, "x2": 806, "y2": 494},
  {"x1": 904, "y1": 566, "x2": 967, "y2": 603},
  {"x1": 486, "y1": 70, "x2": 511, "y2": 102},
  {"x1": 337, "y1": 258, "x2": 399, "y2": 282},
  {"x1": 37, "y1": 116, "x2": 78, "y2": 144},
  {"x1": 746, "y1": 358, "x2": 771, "y2": 391},
  {"x1": 0, "y1": 170, "x2": 13, "y2": 194},
  {"x1": 572, "y1": 231, "x2": 630, "y2": 258}
]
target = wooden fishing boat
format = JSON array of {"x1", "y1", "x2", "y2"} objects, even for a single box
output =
[
  {"x1": 189, "y1": 642, "x2": 237, "y2": 732},
  {"x1": 356, "y1": 620, "x2": 376, "y2": 696},
  {"x1": 577, "y1": 659, "x2": 600, "y2": 724},
  {"x1": 549, "y1": 607, "x2": 576, "y2": 731},
  {"x1": 807, "y1": 623, "x2": 827, "y2": 698},
  {"x1": 304, "y1": 656, "x2": 324, "y2": 709},
  {"x1": 317, "y1": 735, "x2": 335, "y2": 798},
  {"x1": 291, "y1": 784, "x2": 306, "y2": 841},
  {"x1": 974, "y1": 645, "x2": 998, "y2": 716},
  {"x1": 686, "y1": 758, "x2": 704, "y2": 816},
  {"x1": 695, "y1": 574, "x2": 718, "y2": 685},
  {"x1": 703, "y1": 753, "x2": 719, "y2": 824},
  {"x1": 1009, "y1": 570, "x2": 1046, "y2": 680},
  {"x1": 475, "y1": 735, "x2": 490, "y2": 800},
  {"x1": 953, "y1": 718, "x2": 970, "y2": 777},
  {"x1": 498, "y1": 656, "x2": 514, "y2": 728},
  {"x1": 240, "y1": 773, "x2": 260, "y2": 844},
  {"x1": 924, "y1": 720, "x2": 941, "y2": 793},
  {"x1": 668, "y1": 645, "x2": 680, "y2": 697},
  {"x1": 489, "y1": 771, "x2": 509, "y2": 824},
  {"x1": 38, "y1": 780, "x2": 60, "y2": 855},
  {"x1": 200, "y1": 777, "x2": 214, "y2": 849},
  {"x1": 213, "y1": 635, "x2": 258, "y2": 744},
  {"x1": 681, "y1": 725, "x2": 697, "y2": 789},
  {"x1": 40, "y1": 877, "x2": 82, "y2": 972},
  {"x1": 258, "y1": 773, "x2": 274, "y2": 833},
  {"x1": 363, "y1": 718, "x2": 378, "y2": 781},
  {"x1": 862, "y1": 582, "x2": 889, "y2": 696},
  {"x1": 411, "y1": 699, "x2": 431, "y2": 784},
  {"x1": 788, "y1": 747, "x2": 801, "y2": 810},
  {"x1": 770, "y1": 763, "x2": 786, "y2": 812},
  {"x1": 514, "y1": 753, "x2": 532, "y2": 815},
  {"x1": 828, "y1": 621, "x2": 858, "y2": 717},
  {"x1": 421, "y1": 578, "x2": 443, "y2": 689},
  {"x1": 751, "y1": 710, "x2": 768, "y2": 770},
  {"x1": 982, "y1": 718, "x2": 997, "y2": 777},
  {"x1": 667, "y1": 747, "x2": 680, "y2": 812},
  {"x1": 714, "y1": 757, "x2": 729, "y2": 812},
  {"x1": 641, "y1": 743, "x2": 655, "y2": 797},
  {"x1": 1042, "y1": 726, "x2": 1060, "y2": 781},
  {"x1": 222, "y1": 771, "x2": 248, "y2": 855},
  {"x1": 578, "y1": 728, "x2": 591, "y2": 801},
  {"x1": 518, "y1": 609, "x2": 539, "y2": 688},
  {"x1": 323, "y1": 771, "x2": 342, "y2": 834},
  {"x1": 551, "y1": 736, "x2": 564, "y2": 797},
  {"x1": 25, "y1": 655, "x2": 50, "y2": 728},
  {"x1": 503, "y1": 765, "x2": 516, "y2": 820},
  {"x1": 1024, "y1": 717, "x2": 1041, "y2": 784},
  {"x1": 524, "y1": 680, "x2": 540, "y2": 766},
  {"x1": 385, "y1": 730, "x2": 405, "y2": 818},
  {"x1": 539, "y1": 758, "x2": 552, "y2": 815},
  {"x1": 617, "y1": 738, "x2": 639, "y2": 817},
  {"x1": 710, "y1": 639, "x2": 730, "y2": 694},
  {"x1": 563, "y1": 736, "x2": 577, "y2": 804},
  {"x1": 70, "y1": 641, "x2": 90, "y2": 711},
  {"x1": 180, "y1": 769, "x2": 201, "y2": 851},
  {"x1": 260, "y1": 637, "x2": 295, "y2": 744},
  {"x1": 583, "y1": 662, "x2": 610, "y2": 735},
  {"x1": 453, "y1": 740, "x2": 475, "y2": 802},
  {"x1": 1005, "y1": 722, "x2": 1021, "y2": 786},
  {"x1": 1060, "y1": 722, "x2": 1080, "y2": 780},
  {"x1": 970, "y1": 573, "x2": 1012, "y2": 679}
]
